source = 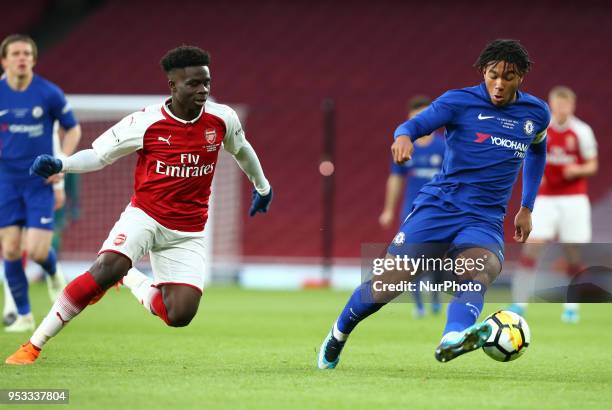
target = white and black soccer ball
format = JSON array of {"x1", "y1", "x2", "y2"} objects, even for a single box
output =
[{"x1": 482, "y1": 310, "x2": 530, "y2": 362}]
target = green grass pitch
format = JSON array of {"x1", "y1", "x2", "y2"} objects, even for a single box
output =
[{"x1": 1, "y1": 284, "x2": 611, "y2": 409}]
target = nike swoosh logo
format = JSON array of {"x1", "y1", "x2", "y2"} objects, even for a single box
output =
[
  {"x1": 0, "y1": 109, "x2": 8, "y2": 116},
  {"x1": 478, "y1": 114, "x2": 495, "y2": 120},
  {"x1": 40, "y1": 217, "x2": 53, "y2": 224}
]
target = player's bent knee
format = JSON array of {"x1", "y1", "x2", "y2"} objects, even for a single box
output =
[
  {"x1": 165, "y1": 306, "x2": 197, "y2": 327},
  {"x1": 2, "y1": 248, "x2": 21, "y2": 261},
  {"x1": 455, "y1": 248, "x2": 502, "y2": 287},
  {"x1": 89, "y1": 252, "x2": 131, "y2": 288},
  {"x1": 159, "y1": 283, "x2": 201, "y2": 327},
  {"x1": 28, "y1": 249, "x2": 50, "y2": 264},
  {"x1": 1, "y1": 239, "x2": 21, "y2": 260}
]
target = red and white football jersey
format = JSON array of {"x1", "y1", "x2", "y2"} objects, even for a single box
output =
[
  {"x1": 92, "y1": 99, "x2": 246, "y2": 231},
  {"x1": 539, "y1": 116, "x2": 597, "y2": 196}
]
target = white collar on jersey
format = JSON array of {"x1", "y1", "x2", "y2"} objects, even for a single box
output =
[{"x1": 162, "y1": 98, "x2": 204, "y2": 124}]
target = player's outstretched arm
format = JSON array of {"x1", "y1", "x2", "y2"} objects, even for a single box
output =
[
  {"x1": 30, "y1": 149, "x2": 108, "y2": 179},
  {"x1": 223, "y1": 107, "x2": 271, "y2": 216},
  {"x1": 231, "y1": 141, "x2": 272, "y2": 216},
  {"x1": 393, "y1": 91, "x2": 456, "y2": 144},
  {"x1": 379, "y1": 174, "x2": 404, "y2": 228},
  {"x1": 515, "y1": 139, "x2": 547, "y2": 242}
]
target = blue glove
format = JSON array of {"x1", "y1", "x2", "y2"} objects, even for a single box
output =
[
  {"x1": 30, "y1": 154, "x2": 63, "y2": 178},
  {"x1": 249, "y1": 187, "x2": 273, "y2": 217}
]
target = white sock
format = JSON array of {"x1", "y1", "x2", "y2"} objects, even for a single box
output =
[
  {"x1": 16, "y1": 312, "x2": 34, "y2": 321},
  {"x1": 3, "y1": 280, "x2": 17, "y2": 316},
  {"x1": 123, "y1": 268, "x2": 155, "y2": 314},
  {"x1": 30, "y1": 292, "x2": 82, "y2": 348},
  {"x1": 512, "y1": 267, "x2": 536, "y2": 305},
  {"x1": 332, "y1": 322, "x2": 348, "y2": 341},
  {"x1": 563, "y1": 303, "x2": 579, "y2": 312}
]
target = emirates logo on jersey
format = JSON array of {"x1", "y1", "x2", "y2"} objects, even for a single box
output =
[
  {"x1": 113, "y1": 233, "x2": 127, "y2": 246},
  {"x1": 155, "y1": 154, "x2": 215, "y2": 178},
  {"x1": 205, "y1": 128, "x2": 216, "y2": 144}
]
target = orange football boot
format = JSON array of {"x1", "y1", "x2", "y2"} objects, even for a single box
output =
[{"x1": 5, "y1": 342, "x2": 41, "y2": 365}]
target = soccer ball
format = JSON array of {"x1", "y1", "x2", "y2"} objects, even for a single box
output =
[{"x1": 482, "y1": 310, "x2": 530, "y2": 362}]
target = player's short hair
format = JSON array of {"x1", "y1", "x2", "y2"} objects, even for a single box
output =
[
  {"x1": 549, "y1": 85, "x2": 576, "y2": 101},
  {"x1": 0, "y1": 34, "x2": 38, "y2": 60},
  {"x1": 160, "y1": 46, "x2": 210, "y2": 73},
  {"x1": 474, "y1": 39, "x2": 531, "y2": 76},
  {"x1": 408, "y1": 96, "x2": 431, "y2": 112}
]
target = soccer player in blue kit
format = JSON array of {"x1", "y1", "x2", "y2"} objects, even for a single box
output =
[
  {"x1": 0, "y1": 34, "x2": 81, "y2": 332},
  {"x1": 318, "y1": 39, "x2": 550, "y2": 367},
  {"x1": 379, "y1": 96, "x2": 446, "y2": 317}
]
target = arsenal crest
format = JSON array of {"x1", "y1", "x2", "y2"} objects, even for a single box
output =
[
  {"x1": 205, "y1": 128, "x2": 217, "y2": 144},
  {"x1": 113, "y1": 233, "x2": 127, "y2": 246}
]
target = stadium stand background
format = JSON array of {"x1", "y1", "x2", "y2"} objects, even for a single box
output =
[{"x1": 10, "y1": 0, "x2": 612, "y2": 261}]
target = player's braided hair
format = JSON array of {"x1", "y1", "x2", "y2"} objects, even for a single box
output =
[
  {"x1": 160, "y1": 45, "x2": 210, "y2": 72},
  {"x1": 474, "y1": 39, "x2": 532, "y2": 76}
]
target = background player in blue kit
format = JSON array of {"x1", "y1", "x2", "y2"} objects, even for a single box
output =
[
  {"x1": 0, "y1": 34, "x2": 81, "y2": 332},
  {"x1": 379, "y1": 96, "x2": 445, "y2": 317},
  {"x1": 318, "y1": 39, "x2": 550, "y2": 368}
]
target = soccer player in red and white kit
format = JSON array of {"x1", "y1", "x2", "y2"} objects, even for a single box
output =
[
  {"x1": 5, "y1": 46, "x2": 273, "y2": 364},
  {"x1": 510, "y1": 86, "x2": 597, "y2": 323}
]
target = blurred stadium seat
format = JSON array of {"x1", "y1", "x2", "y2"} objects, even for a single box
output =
[{"x1": 0, "y1": 0, "x2": 49, "y2": 40}]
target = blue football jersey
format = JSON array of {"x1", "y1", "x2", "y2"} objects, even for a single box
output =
[
  {"x1": 391, "y1": 132, "x2": 445, "y2": 221},
  {"x1": 394, "y1": 82, "x2": 550, "y2": 221},
  {"x1": 0, "y1": 74, "x2": 77, "y2": 179}
]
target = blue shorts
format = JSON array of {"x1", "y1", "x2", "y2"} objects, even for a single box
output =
[
  {"x1": 0, "y1": 178, "x2": 55, "y2": 230},
  {"x1": 387, "y1": 194, "x2": 505, "y2": 263}
]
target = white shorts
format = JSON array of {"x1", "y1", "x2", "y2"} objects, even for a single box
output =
[
  {"x1": 99, "y1": 204, "x2": 207, "y2": 291},
  {"x1": 530, "y1": 195, "x2": 591, "y2": 243}
]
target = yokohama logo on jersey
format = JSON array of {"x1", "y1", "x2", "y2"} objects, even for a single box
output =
[
  {"x1": 490, "y1": 136, "x2": 528, "y2": 152},
  {"x1": 475, "y1": 132, "x2": 528, "y2": 157}
]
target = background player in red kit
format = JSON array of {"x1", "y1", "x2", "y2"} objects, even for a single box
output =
[
  {"x1": 510, "y1": 86, "x2": 598, "y2": 323},
  {"x1": 6, "y1": 46, "x2": 273, "y2": 364}
]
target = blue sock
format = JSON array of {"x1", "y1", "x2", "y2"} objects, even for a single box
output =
[
  {"x1": 431, "y1": 288, "x2": 440, "y2": 305},
  {"x1": 336, "y1": 280, "x2": 384, "y2": 335},
  {"x1": 431, "y1": 272, "x2": 442, "y2": 309},
  {"x1": 4, "y1": 259, "x2": 30, "y2": 315},
  {"x1": 39, "y1": 248, "x2": 57, "y2": 277},
  {"x1": 413, "y1": 280, "x2": 424, "y2": 311},
  {"x1": 443, "y1": 281, "x2": 487, "y2": 336}
]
